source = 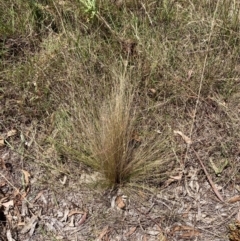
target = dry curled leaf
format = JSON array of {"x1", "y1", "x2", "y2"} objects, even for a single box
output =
[
  {"x1": 149, "y1": 88, "x2": 156, "y2": 94},
  {"x1": 7, "y1": 129, "x2": 17, "y2": 137},
  {"x1": 187, "y1": 69, "x2": 194, "y2": 80},
  {"x1": 236, "y1": 209, "x2": 240, "y2": 222},
  {"x1": 228, "y1": 196, "x2": 240, "y2": 204},
  {"x1": 78, "y1": 211, "x2": 88, "y2": 226},
  {"x1": 174, "y1": 130, "x2": 192, "y2": 144},
  {"x1": 68, "y1": 210, "x2": 84, "y2": 217},
  {"x1": 164, "y1": 170, "x2": 183, "y2": 187},
  {"x1": 22, "y1": 170, "x2": 31, "y2": 186},
  {"x1": 98, "y1": 226, "x2": 110, "y2": 240},
  {"x1": 125, "y1": 226, "x2": 137, "y2": 236},
  {"x1": 170, "y1": 173, "x2": 183, "y2": 181},
  {"x1": 171, "y1": 225, "x2": 200, "y2": 238},
  {"x1": 0, "y1": 158, "x2": 5, "y2": 168},
  {"x1": 115, "y1": 195, "x2": 126, "y2": 209},
  {"x1": 33, "y1": 191, "x2": 44, "y2": 203},
  {"x1": 0, "y1": 138, "x2": 4, "y2": 147}
]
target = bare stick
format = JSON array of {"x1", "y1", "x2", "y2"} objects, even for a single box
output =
[{"x1": 193, "y1": 148, "x2": 224, "y2": 202}]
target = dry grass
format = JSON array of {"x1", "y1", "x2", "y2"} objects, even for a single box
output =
[
  {"x1": 1, "y1": 0, "x2": 240, "y2": 187},
  {"x1": 1, "y1": 0, "x2": 240, "y2": 239},
  {"x1": 53, "y1": 64, "x2": 173, "y2": 188},
  {"x1": 75, "y1": 70, "x2": 137, "y2": 185}
]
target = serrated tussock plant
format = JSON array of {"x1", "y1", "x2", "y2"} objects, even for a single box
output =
[{"x1": 56, "y1": 66, "x2": 171, "y2": 188}]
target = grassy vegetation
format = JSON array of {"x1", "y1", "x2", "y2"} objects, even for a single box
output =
[{"x1": 1, "y1": 0, "x2": 240, "y2": 190}]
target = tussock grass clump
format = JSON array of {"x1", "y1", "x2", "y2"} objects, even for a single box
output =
[{"x1": 55, "y1": 66, "x2": 172, "y2": 188}]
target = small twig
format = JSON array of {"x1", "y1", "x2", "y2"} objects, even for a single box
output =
[
  {"x1": 145, "y1": 202, "x2": 155, "y2": 214},
  {"x1": 192, "y1": 148, "x2": 224, "y2": 202}
]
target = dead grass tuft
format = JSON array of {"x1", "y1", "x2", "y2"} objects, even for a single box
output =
[{"x1": 54, "y1": 64, "x2": 172, "y2": 188}]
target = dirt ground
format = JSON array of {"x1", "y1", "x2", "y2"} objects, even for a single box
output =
[{"x1": 1, "y1": 92, "x2": 240, "y2": 241}]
